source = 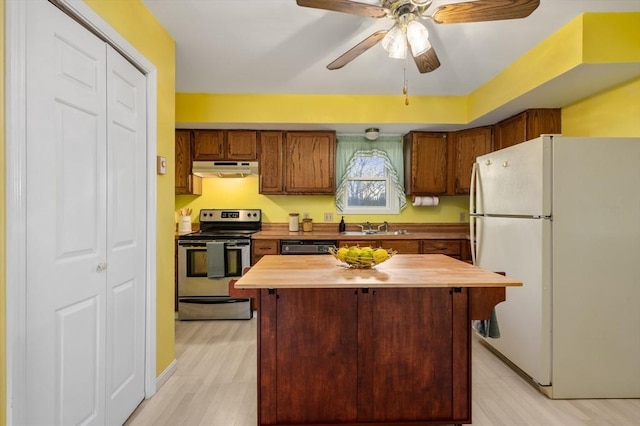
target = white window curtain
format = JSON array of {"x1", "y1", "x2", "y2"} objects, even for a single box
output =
[{"x1": 335, "y1": 135, "x2": 407, "y2": 212}]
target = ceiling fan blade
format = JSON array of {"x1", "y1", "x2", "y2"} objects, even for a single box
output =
[
  {"x1": 297, "y1": 0, "x2": 387, "y2": 18},
  {"x1": 433, "y1": 0, "x2": 540, "y2": 24},
  {"x1": 412, "y1": 47, "x2": 441, "y2": 73},
  {"x1": 327, "y1": 30, "x2": 387, "y2": 70}
]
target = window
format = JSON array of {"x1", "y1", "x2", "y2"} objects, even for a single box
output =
[
  {"x1": 341, "y1": 152, "x2": 398, "y2": 213},
  {"x1": 335, "y1": 136, "x2": 406, "y2": 214}
]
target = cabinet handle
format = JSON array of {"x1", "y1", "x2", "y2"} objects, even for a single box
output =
[
  {"x1": 187, "y1": 174, "x2": 192, "y2": 191},
  {"x1": 96, "y1": 262, "x2": 108, "y2": 272}
]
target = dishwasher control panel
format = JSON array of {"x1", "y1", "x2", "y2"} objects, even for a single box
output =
[{"x1": 280, "y1": 240, "x2": 337, "y2": 255}]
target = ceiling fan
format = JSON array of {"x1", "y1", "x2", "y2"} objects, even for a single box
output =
[{"x1": 296, "y1": 0, "x2": 540, "y2": 73}]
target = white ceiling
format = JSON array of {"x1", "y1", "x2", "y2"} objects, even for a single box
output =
[{"x1": 142, "y1": 0, "x2": 640, "y2": 132}]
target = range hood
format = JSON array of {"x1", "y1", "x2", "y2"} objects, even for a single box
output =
[{"x1": 192, "y1": 161, "x2": 258, "y2": 178}]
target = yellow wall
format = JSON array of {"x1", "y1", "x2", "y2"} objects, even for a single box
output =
[
  {"x1": 176, "y1": 93, "x2": 468, "y2": 127},
  {"x1": 176, "y1": 179, "x2": 470, "y2": 226},
  {"x1": 562, "y1": 77, "x2": 640, "y2": 137},
  {"x1": 83, "y1": 0, "x2": 176, "y2": 376}
]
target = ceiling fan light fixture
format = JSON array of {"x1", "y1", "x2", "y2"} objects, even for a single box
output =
[
  {"x1": 382, "y1": 25, "x2": 407, "y2": 59},
  {"x1": 381, "y1": 25, "x2": 401, "y2": 51},
  {"x1": 406, "y1": 20, "x2": 431, "y2": 57}
]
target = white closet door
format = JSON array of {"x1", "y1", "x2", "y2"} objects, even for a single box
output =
[
  {"x1": 25, "y1": 1, "x2": 147, "y2": 425},
  {"x1": 105, "y1": 47, "x2": 147, "y2": 425},
  {"x1": 26, "y1": 1, "x2": 107, "y2": 425}
]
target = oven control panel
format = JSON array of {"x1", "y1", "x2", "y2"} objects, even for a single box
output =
[{"x1": 199, "y1": 209, "x2": 261, "y2": 222}]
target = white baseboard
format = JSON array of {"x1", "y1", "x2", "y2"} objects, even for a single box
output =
[{"x1": 154, "y1": 359, "x2": 177, "y2": 394}]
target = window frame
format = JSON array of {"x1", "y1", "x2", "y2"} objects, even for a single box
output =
[{"x1": 339, "y1": 152, "x2": 400, "y2": 215}]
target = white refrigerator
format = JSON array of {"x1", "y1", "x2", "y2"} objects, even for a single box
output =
[{"x1": 470, "y1": 135, "x2": 640, "y2": 398}]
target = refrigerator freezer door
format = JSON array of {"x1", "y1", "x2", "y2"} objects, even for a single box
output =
[
  {"x1": 475, "y1": 136, "x2": 551, "y2": 216},
  {"x1": 475, "y1": 215, "x2": 552, "y2": 386}
]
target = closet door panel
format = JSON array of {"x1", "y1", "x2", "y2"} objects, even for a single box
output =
[
  {"x1": 26, "y1": 2, "x2": 107, "y2": 425},
  {"x1": 105, "y1": 47, "x2": 147, "y2": 425}
]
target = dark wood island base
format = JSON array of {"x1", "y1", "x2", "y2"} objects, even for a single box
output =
[{"x1": 235, "y1": 255, "x2": 521, "y2": 426}]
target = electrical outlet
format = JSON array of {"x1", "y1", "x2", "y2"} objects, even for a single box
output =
[
  {"x1": 324, "y1": 212, "x2": 334, "y2": 222},
  {"x1": 459, "y1": 212, "x2": 466, "y2": 222}
]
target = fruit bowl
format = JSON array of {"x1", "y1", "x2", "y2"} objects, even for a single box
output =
[{"x1": 328, "y1": 245, "x2": 396, "y2": 269}]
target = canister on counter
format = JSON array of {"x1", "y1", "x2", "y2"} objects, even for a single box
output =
[
  {"x1": 302, "y1": 218, "x2": 313, "y2": 232},
  {"x1": 289, "y1": 213, "x2": 299, "y2": 232}
]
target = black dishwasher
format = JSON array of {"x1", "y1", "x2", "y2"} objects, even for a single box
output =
[{"x1": 280, "y1": 240, "x2": 337, "y2": 255}]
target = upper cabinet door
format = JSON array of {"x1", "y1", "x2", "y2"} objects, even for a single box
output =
[
  {"x1": 175, "y1": 130, "x2": 192, "y2": 194},
  {"x1": 259, "y1": 131, "x2": 285, "y2": 194},
  {"x1": 226, "y1": 130, "x2": 257, "y2": 160},
  {"x1": 193, "y1": 129, "x2": 257, "y2": 161},
  {"x1": 404, "y1": 132, "x2": 448, "y2": 195},
  {"x1": 285, "y1": 131, "x2": 336, "y2": 194},
  {"x1": 494, "y1": 113, "x2": 526, "y2": 151},
  {"x1": 193, "y1": 129, "x2": 224, "y2": 160},
  {"x1": 451, "y1": 127, "x2": 492, "y2": 195}
]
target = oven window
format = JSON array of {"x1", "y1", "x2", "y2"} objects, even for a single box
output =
[
  {"x1": 225, "y1": 247, "x2": 243, "y2": 277},
  {"x1": 186, "y1": 249, "x2": 208, "y2": 277}
]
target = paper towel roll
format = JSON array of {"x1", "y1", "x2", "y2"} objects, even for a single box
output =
[{"x1": 412, "y1": 196, "x2": 439, "y2": 207}]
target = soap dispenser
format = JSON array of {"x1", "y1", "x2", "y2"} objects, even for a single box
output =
[{"x1": 339, "y1": 216, "x2": 346, "y2": 233}]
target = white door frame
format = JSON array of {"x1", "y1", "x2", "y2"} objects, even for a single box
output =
[{"x1": 5, "y1": 1, "x2": 158, "y2": 424}]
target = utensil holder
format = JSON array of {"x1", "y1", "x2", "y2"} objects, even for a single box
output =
[{"x1": 178, "y1": 216, "x2": 192, "y2": 234}]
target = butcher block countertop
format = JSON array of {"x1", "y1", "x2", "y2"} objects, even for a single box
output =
[{"x1": 234, "y1": 254, "x2": 522, "y2": 289}]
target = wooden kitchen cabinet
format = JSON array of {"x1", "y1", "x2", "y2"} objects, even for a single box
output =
[
  {"x1": 258, "y1": 286, "x2": 468, "y2": 425},
  {"x1": 251, "y1": 239, "x2": 279, "y2": 265},
  {"x1": 403, "y1": 131, "x2": 449, "y2": 195},
  {"x1": 449, "y1": 126, "x2": 492, "y2": 195},
  {"x1": 422, "y1": 239, "x2": 462, "y2": 259},
  {"x1": 258, "y1": 131, "x2": 284, "y2": 194},
  {"x1": 494, "y1": 108, "x2": 561, "y2": 151},
  {"x1": 285, "y1": 131, "x2": 336, "y2": 194},
  {"x1": 379, "y1": 239, "x2": 420, "y2": 254},
  {"x1": 259, "y1": 131, "x2": 335, "y2": 195},
  {"x1": 175, "y1": 129, "x2": 202, "y2": 195},
  {"x1": 192, "y1": 129, "x2": 257, "y2": 161}
]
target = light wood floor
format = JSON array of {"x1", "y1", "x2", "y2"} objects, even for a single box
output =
[{"x1": 125, "y1": 317, "x2": 640, "y2": 426}]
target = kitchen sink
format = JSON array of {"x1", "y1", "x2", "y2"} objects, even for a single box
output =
[{"x1": 340, "y1": 230, "x2": 410, "y2": 236}]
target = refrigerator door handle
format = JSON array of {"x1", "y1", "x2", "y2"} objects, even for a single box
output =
[
  {"x1": 470, "y1": 162, "x2": 478, "y2": 265},
  {"x1": 470, "y1": 162, "x2": 478, "y2": 215}
]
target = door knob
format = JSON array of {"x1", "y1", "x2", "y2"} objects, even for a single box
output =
[{"x1": 97, "y1": 262, "x2": 108, "y2": 272}]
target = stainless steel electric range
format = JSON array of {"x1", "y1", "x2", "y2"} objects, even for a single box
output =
[{"x1": 176, "y1": 208, "x2": 261, "y2": 320}]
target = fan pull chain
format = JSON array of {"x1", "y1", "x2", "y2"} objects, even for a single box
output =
[{"x1": 403, "y1": 59, "x2": 409, "y2": 106}]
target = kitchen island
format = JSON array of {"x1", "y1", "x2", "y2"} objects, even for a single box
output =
[{"x1": 235, "y1": 254, "x2": 521, "y2": 426}]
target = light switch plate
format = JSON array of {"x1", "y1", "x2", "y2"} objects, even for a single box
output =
[
  {"x1": 324, "y1": 212, "x2": 334, "y2": 222},
  {"x1": 157, "y1": 156, "x2": 166, "y2": 175}
]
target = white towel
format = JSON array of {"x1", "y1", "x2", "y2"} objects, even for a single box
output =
[{"x1": 206, "y1": 242, "x2": 225, "y2": 278}]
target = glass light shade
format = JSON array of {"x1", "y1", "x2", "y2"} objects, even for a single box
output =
[
  {"x1": 382, "y1": 25, "x2": 407, "y2": 59},
  {"x1": 406, "y1": 21, "x2": 431, "y2": 57}
]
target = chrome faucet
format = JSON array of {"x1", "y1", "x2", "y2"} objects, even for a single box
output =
[
  {"x1": 357, "y1": 222, "x2": 374, "y2": 233},
  {"x1": 377, "y1": 221, "x2": 389, "y2": 232}
]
